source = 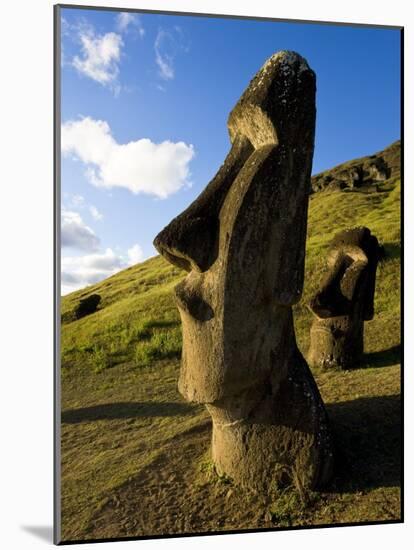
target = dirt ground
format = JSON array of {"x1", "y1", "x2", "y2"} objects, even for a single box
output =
[{"x1": 74, "y1": 366, "x2": 401, "y2": 541}]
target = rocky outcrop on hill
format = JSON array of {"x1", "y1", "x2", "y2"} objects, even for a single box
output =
[{"x1": 311, "y1": 140, "x2": 400, "y2": 194}]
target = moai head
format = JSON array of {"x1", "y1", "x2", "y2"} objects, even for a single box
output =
[
  {"x1": 308, "y1": 227, "x2": 382, "y2": 370},
  {"x1": 154, "y1": 51, "x2": 316, "y2": 405},
  {"x1": 309, "y1": 227, "x2": 381, "y2": 322}
]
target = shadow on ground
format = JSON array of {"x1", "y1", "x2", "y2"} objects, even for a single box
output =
[
  {"x1": 62, "y1": 401, "x2": 194, "y2": 424},
  {"x1": 362, "y1": 344, "x2": 401, "y2": 369},
  {"x1": 327, "y1": 393, "x2": 401, "y2": 493}
]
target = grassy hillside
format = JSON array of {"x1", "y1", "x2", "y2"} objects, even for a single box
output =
[{"x1": 60, "y1": 151, "x2": 401, "y2": 541}]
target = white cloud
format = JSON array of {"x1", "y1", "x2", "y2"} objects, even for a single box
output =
[
  {"x1": 61, "y1": 248, "x2": 123, "y2": 295},
  {"x1": 155, "y1": 30, "x2": 175, "y2": 80},
  {"x1": 116, "y1": 12, "x2": 145, "y2": 37},
  {"x1": 154, "y1": 27, "x2": 188, "y2": 81},
  {"x1": 62, "y1": 194, "x2": 103, "y2": 222},
  {"x1": 62, "y1": 193, "x2": 85, "y2": 209},
  {"x1": 72, "y1": 25, "x2": 123, "y2": 90},
  {"x1": 71, "y1": 194, "x2": 85, "y2": 208},
  {"x1": 61, "y1": 16, "x2": 70, "y2": 37},
  {"x1": 61, "y1": 116, "x2": 194, "y2": 199},
  {"x1": 89, "y1": 205, "x2": 103, "y2": 221},
  {"x1": 61, "y1": 244, "x2": 146, "y2": 295},
  {"x1": 62, "y1": 117, "x2": 114, "y2": 164},
  {"x1": 127, "y1": 244, "x2": 144, "y2": 265},
  {"x1": 116, "y1": 12, "x2": 134, "y2": 32},
  {"x1": 61, "y1": 209, "x2": 100, "y2": 252}
]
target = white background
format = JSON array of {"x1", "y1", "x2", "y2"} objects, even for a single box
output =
[{"x1": 0, "y1": 0, "x2": 411, "y2": 548}]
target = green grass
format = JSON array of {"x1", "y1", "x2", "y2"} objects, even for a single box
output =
[{"x1": 60, "y1": 174, "x2": 401, "y2": 541}]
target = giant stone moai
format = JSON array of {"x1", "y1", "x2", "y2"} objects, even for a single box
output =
[
  {"x1": 154, "y1": 51, "x2": 333, "y2": 492},
  {"x1": 308, "y1": 227, "x2": 382, "y2": 370}
]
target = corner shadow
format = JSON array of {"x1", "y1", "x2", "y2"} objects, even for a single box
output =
[
  {"x1": 21, "y1": 525, "x2": 53, "y2": 543},
  {"x1": 327, "y1": 394, "x2": 401, "y2": 493},
  {"x1": 62, "y1": 401, "x2": 194, "y2": 424},
  {"x1": 362, "y1": 344, "x2": 401, "y2": 369}
]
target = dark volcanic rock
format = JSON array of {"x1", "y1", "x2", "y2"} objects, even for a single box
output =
[
  {"x1": 311, "y1": 140, "x2": 400, "y2": 194},
  {"x1": 308, "y1": 227, "x2": 382, "y2": 370},
  {"x1": 154, "y1": 51, "x2": 333, "y2": 493},
  {"x1": 74, "y1": 294, "x2": 101, "y2": 320}
]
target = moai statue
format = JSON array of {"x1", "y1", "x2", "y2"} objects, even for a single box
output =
[
  {"x1": 308, "y1": 227, "x2": 382, "y2": 370},
  {"x1": 154, "y1": 51, "x2": 333, "y2": 492}
]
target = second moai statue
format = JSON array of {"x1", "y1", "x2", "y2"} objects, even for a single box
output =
[
  {"x1": 308, "y1": 227, "x2": 382, "y2": 370},
  {"x1": 154, "y1": 51, "x2": 333, "y2": 492}
]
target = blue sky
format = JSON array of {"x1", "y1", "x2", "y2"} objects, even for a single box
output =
[{"x1": 60, "y1": 7, "x2": 401, "y2": 295}]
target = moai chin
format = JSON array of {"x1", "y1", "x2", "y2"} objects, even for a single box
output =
[
  {"x1": 308, "y1": 227, "x2": 382, "y2": 370},
  {"x1": 154, "y1": 51, "x2": 333, "y2": 492}
]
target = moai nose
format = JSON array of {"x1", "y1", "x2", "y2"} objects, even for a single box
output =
[{"x1": 153, "y1": 134, "x2": 253, "y2": 272}]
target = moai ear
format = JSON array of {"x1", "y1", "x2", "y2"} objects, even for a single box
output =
[
  {"x1": 154, "y1": 135, "x2": 253, "y2": 272},
  {"x1": 340, "y1": 258, "x2": 368, "y2": 302}
]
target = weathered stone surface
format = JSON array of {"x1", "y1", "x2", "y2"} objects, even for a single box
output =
[
  {"x1": 74, "y1": 294, "x2": 101, "y2": 319},
  {"x1": 154, "y1": 51, "x2": 333, "y2": 492},
  {"x1": 308, "y1": 227, "x2": 382, "y2": 370}
]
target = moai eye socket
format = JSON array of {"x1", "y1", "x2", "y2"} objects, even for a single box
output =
[{"x1": 174, "y1": 279, "x2": 214, "y2": 322}]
